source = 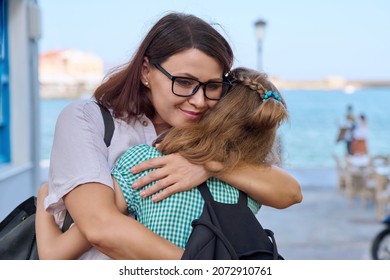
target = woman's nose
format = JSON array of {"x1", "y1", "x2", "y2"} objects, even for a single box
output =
[{"x1": 188, "y1": 86, "x2": 207, "y2": 108}]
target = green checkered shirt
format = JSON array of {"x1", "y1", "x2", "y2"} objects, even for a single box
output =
[{"x1": 111, "y1": 144, "x2": 261, "y2": 249}]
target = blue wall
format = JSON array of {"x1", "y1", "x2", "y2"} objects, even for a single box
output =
[{"x1": 0, "y1": 0, "x2": 10, "y2": 164}]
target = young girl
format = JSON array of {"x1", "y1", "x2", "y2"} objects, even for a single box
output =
[{"x1": 37, "y1": 67, "x2": 295, "y2": 258}]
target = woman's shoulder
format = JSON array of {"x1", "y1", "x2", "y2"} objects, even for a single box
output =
[
  {"x1": 56, "y1": 99, "x2": 99, "y2": 123},
  {"x1": 60, "y1": 99, "x2": 99, "y2": 116},
  {"x1": 54, "y1": 100, "x2": 105, "y2": 134}
]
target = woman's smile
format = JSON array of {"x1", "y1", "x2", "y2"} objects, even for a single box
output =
[{"x1": 179, "y1": 108, "x2": 204, "y2": 121}]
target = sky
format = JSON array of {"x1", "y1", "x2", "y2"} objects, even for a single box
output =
[{"x1": 39, "y1": 0, "x2": 390, "y2": 81}]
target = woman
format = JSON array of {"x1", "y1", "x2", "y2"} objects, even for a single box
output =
[
  {"x1": 351, "y1": 114, "x2": 368, "y2": 155},
  {"x1": 40, "y1": 12, "x2": 301, "y2": 260},
  {"x1": 37, "y1": 67, "x2": 295, "y2": 259}
]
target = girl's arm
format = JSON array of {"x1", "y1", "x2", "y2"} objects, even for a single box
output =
[
  {"x1": 63, "y1": 182, "x2": 184, "y2": 259},
  {"x1": 130, "y1": 153, "x2": 302, "y2": 208},
  {"x1": 35, "y1": 184, "x2": 91, "y2": 259},
  {"x1": 37, "y1": 181, "x2": 184, "y2": 260}
]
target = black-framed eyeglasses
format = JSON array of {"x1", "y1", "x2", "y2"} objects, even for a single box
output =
[{"x1": 154, "y1": 64, "x2": 232, "y2": 101}]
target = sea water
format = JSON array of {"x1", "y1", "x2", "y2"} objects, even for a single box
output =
[
  {"x1": 40, "y1": 87, "x2": 390, "y2": 169},
  {"x1": 279, "y1": 87, "x2": 390, "y2": 168}
]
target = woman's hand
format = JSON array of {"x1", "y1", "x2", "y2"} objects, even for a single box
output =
[{"x1": 130, "y1": 153, "x2": 209, "y2": 202}]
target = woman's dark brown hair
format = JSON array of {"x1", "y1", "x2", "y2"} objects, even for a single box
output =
[
  {"x1": 158, "y1": 67, "x2": 288, "y2": 174},
  {"x1": 94, "y1": 13, "x2": 234, "y2": 122}
]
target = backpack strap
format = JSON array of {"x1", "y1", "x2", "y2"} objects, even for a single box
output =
[
  {"x1": 191, "y1": 218, "x2": 238, "y2": 259},
  {"x1": 61, "y1": 210, "x2": 73, "y2": 232},
  {"x1": 197, "y1": 182, "x2": 248, "y2": 205},
  {"x1": 61, "y1": 102, "x2": 115, "y2": 232},
  {"x1": 197, "y1": 182, "x2": 215, "y2": 202},
  {"x1": 237, "y1": 190, "x2": 247, "y2": 205},
  {"x1": 96, "y1": 102, "x2": 115, "y2": 147}
]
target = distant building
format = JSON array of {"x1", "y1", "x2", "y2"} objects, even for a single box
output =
[{"x1": 39, "y1": 49, "x2": 104, "y2": 98}]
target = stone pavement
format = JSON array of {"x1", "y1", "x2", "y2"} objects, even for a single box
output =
[{"x1": 257, "y1": 168, "x2": 384, "y2": 260}]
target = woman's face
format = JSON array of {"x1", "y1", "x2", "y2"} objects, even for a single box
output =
[{"x1": 143, "y1": 49, "x2": 224, "y2": 133}]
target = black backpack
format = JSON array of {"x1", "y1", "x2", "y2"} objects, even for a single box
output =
[
  {"x1": 181, "y1": 182, "x2": 284, "y2": 260},
  {"x1": 0, "y1": 102, "x2": 114, "y2": 260}
]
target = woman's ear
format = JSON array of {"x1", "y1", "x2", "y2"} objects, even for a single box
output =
[{"x1": 141, "y1": 56, "x2": 151, "y2": 86}]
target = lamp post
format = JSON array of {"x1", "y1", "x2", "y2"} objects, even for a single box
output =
[
  {"x1": 254, "y1": 19, "x2": 266, "y2": 71},
  {"x1": 255, "y1": 19, "x2": 283, "y2": 165}
]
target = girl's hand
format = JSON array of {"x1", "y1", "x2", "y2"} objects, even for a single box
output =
[{"x1": 130, "y1": 153, "x2": 209, "y2": 202}]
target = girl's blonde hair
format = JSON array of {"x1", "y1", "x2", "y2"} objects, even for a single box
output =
[{"x1": 158, "y1": 67, "x2": 288, "y2": 174}]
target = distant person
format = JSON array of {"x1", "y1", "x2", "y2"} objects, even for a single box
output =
[
  {"x1": 343, "y1": 114, "x2": 356, "y2": 155},
  {"x1": 352, "y1": 114, "x2": 369, "y2": 155},
  {"x1": 346, "y1": 104, "x2": 354, "y2": 119},
  {"x1": 37, "y1": 12, "x2": 302, "y2": 260},
  {"x1": 337, "y1": 105, "x2": 356, "y2": 155}
]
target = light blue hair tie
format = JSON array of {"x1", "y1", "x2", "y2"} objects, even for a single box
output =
[{"x1": 263, "y1": 90, "x2": 282, "y2": 102}]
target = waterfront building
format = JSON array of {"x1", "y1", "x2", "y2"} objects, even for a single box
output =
[
  {"x1": 39, "y1": 49, "x2": 104, "y2": 99},
  {"x1": 0, "y1": 0, "x2": 41, "y2": 219}
]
